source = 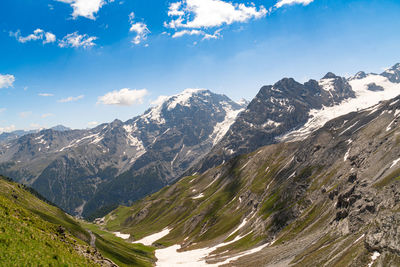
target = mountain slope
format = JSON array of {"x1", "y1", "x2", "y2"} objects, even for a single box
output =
[
  {"x1": 0, "y1": 89, "x2": 245, "y2": 217},
  {"x1": 103, "y1": 95, "x2": 400, "y2": 266},
  {"x1": 0, "y1": 175, "x2": 108, "y2": 266},
  {"x1": 194, "y1": 63, "x2": 400, "y2": 174},
  {"x1": 0, "y1": 175, "x2": 156, "y2": 266}
]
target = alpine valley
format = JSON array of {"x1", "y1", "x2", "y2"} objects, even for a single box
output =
[{"x1": 2, "y1": 63, "x2": 400, "y2": 266}]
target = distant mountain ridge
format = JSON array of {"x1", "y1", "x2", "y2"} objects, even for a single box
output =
[
  {"x1": 192, "y1": 63, "x2": 400, "y2": 173},
  {"x1": 0, "y1": 125, "x2": 71, "y2": 144},
  {"x1": 1, "y1": 63, "x2": 400, "y2": 219},
  {"x1": 0, "y1": 89, "x2": 245, "y2": 218}
]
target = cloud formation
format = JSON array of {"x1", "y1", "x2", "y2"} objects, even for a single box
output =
[
  {"x1": 0, "y1": 74, "x2": 15, "y2": 89},
  {"x1": 87, "y1": 121, "x2": 99, "y2": 127},
  {"x1": 38, "y1": 93, "x2": 54, "y2": 97},
  {"x1": 58, "y1": 32, "x2": 97, "y2": 48},
  {"x1": 166, "y1": 0, "x2": 267, "y2": 29},
  {"x1": 10, "y1": 29, "x2": 56, "y2": 44},
  {"x1": 275, "y1": 0, "x2": 314, "y2": 8},
  {"x1": 172, "y1": 29, "x2": 221, "y2": 40},
  {"x1": 0, "y1": 125, "x2": 16, "y2": 133},
  {"x1": 129, "y1": 12, "x2": 150, "y2": 45},
  {"x1": 98, "y1": 88, "x2": 148, "y2": 106},
  {"x1": 58, "y1": 95, "x2": 85, "y2": 103},
  {"x1": 55, "y1": 0, "x2": 114, "y2": 20}
]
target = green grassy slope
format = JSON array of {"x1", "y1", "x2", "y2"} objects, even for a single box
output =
[
  {"x1": 0, "y1": 175, "x2": 156, "y2": 266},
  {"x1": 0, "y1": 176, "x2": 98, "y2": 266}
]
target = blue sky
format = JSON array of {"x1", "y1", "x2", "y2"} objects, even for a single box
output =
[{"x1": 0, "y1": 0, "x2": 400, "y2": 131}]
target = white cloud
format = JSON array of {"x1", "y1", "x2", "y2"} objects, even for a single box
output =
[
  {"x1": 41, "y1": 113, "x2": 54, "y2": 118},
  {"x1": 0, "y1": 108, "x2": 6, "y2": 114},
  {"x1": 10, "y1": 29, "x2": 56, "y2": 44},
  {"x1": 38, "y1": 93, "x2": 54, "y2": 97},
  {"x1": 165, "y1": 0, "x2": 267, "y2": 29},
  {"x1": 0, "y1": 125, "x2": 16, "y2": 133},
  {"x1": 44, "y1": 32, "x2": 57, "y2": 44},
  {"x1": 150, "y1": 95, "x2": 170, "y2": 106},
  {"x1": 87, "y1": 121, "x2": 99, "y2": 127},
  {"x1": 98, "y1": 88, "x2": 148, "y2": 106},
  {"x1": 275, "y1": 0, "x2": 314, "y2": 8},
  {"x1": 0, "y1": 74, "x2": 15, "y2": 89},
  {"x1": 172, "y1": 29, "x2": 204, "y2": 38},
  {"x1": 30, "y1": 123, "x2": 43, "y2": 129},
  {"x1": 58, "y1": 95, "x2": 85, "y2": 103},
  {"x1": 55, "y1": 0, "x2": 114, "y2": 20},
  {"x1": 129, "y1": 12, "x2": 150, "y2": 45},
  {"x1": 58, "y1": 32, "x2": 97, "y2": 48},
  {"x1": 172, "y1": 29, "x2": 221, "y2": 40},
  {"x1": 19, "y1": 111, "x2": 32, "y2": 118}
]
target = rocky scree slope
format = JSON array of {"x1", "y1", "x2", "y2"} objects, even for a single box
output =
[
  {"x1": 104, "y1": 95, "x2": 400, "y2": 266},
  {"x1": 193, "y1": 63, "x2": 400, "y2": 174},
  {"x1": 0, "y1": 89, "x2": 245, "y2": 218}
]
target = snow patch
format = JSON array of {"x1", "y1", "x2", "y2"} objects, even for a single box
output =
[
  {"x1": 114, "y1": 232, "x2": 130, "y2": 239},
  {"x1": 390, "y1": 158, "x2": 400, "y2": 168},
  {"x1": 192, "y1": 193, "x2": 204, "y2": 199},
  {"x1": 155, "y1": 232, "x2": 269, "y2": 267},
  {"x1": 133, "y1": 228, "x2": 170, "y2": 246},
  {"x1": 168, "y1": 89, "x2": 209, "y2": 110},
  {"x1": 210, "y1": 102, "x2": 244, "y2": 146},
  {"x1": 368, "y1": 251, "x2": 380, "y2": 267},
  {"x1": 280, "y1": 74, "x2": 400, "y2": 141},
  {"x1": 344, "y1": 148, "x2": 351, "y2": 161}
]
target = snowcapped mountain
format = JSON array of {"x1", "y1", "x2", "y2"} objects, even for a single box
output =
[
  {"x1": 104, "y1": 94, "x2": 400, "y2": 266},
  {"x1": 0, "y1": 89, "x2": 245, "y2": 217},
  {"x1": 193, "y1": 63, "x2": 400, "y2": 173}
]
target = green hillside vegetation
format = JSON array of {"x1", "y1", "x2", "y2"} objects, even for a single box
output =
[
  {"x1": 0, "y1": 175, "x2": 97, "y2": 266},
  {"x1": 0, "y1": 175, "x2": 156, "y2": 266}
]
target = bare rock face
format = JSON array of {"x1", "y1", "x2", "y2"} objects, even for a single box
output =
[
  {"x1": 195, "y1": 74, "x2": 356, "y2": 174},
  {"x1": 365, "y1": 213, "x2": 400, "y2": 254}
]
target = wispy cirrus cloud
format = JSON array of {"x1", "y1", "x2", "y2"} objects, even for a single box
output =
[
  {"x1": 0, "y1": 74, "x2": 15, "y2": 89},
  {"x1": 58, "y1": 95, "x2": 85, "y2": 103},
  {"x1": 98, "y1": 88, "x2": 148, "y2": 106}
]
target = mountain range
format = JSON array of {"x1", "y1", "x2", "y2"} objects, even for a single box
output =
[
  {"x1": 102, "y1": 92, "x2": 400, "y2": 266},
  {"x1": 1, "y1": 63, "x2": 400, "y2": 266},
  {"x1": 0, "y1": 63, "x2": 399, "y2": 221},
  {"x1": 0, "y1": 89, "x2": 245, "y2": 218}
]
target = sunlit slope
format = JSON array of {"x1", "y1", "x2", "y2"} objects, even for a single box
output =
[
  {"x1": 104, "y1": 95, "x2": 400, "y2": 266},
  {"x1": 0, "y1": 176, "x2": 100, "y2": 266}
]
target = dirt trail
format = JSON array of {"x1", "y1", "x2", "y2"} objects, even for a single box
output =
[{"x1": 88, "y1": 230, "x2": 96, "y2": 247}]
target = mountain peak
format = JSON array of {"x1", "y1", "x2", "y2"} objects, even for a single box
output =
[
  {"x1": 50, "y1": 125, "x2": 71, "y2": 132},
  {"x1": 237, "y1": 98, "x2": 249, "y2": 107},
  {"x1": 381, "y1": 63, "x2": 400, "y2": 83},
  {"x1": 322, "y1": 72, "x2": 338, "y2": 79}
]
